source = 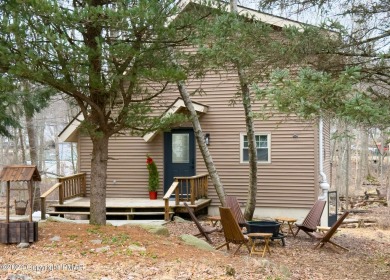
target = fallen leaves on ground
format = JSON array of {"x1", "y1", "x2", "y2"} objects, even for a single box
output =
[{"x1": 0, "y1": 208, "x2": 389, "y2": 280}]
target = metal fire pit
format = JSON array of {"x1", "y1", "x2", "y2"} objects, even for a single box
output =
[
  {"x1": 246, "y1": 221, "x2": 281, "y2": 237},
  {"x1": 246, "y1": 221, "x2": 286, "y2": 246}
]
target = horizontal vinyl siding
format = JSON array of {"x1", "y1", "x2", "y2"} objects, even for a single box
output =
[
  {"x1": 79, "y1": 133, "x2": 165, "y2": 198},
  {"x1": 188, "y1": 72, "x2": 317, "y2": 208},
  {"x1": 79, "y1": 71, "x2": 318, "y2": 208}
]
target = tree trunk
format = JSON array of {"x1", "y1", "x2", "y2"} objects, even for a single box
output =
[
  {"x1": 70, "y1": 143, "x2": 77, "y2": 174},
  {"x1": 237, "y1": 66, "x2": 258, "y2": 221},
  {"x1": 230, "y1": 0, "x2": 237, "y2": 11},
  {"x1": 26, "y1": 114, "x2": 37, "y2": 165},
  {"x1": 3, "y1": 136, "x2": 11, "y2": 164},
  {"x1": 387, "y1": 175, "x2": 390, "y2": 205},
  {"x1": 25, "y1": 113, "x2": 40, "y2": 211},
  {"x1": 12, "y1": 127, "x2": 19, "y2": 163},
  {"x1": 356, "y1": 128, "x2": 368, "y2": 190},
  {"x1": 18, "y1": 127, "x2": 26, "y2": 164},
  {"x1": 67, "y1": 111, "x2": 78, "y2": 173},
  {"x1": 334, "y1": 122, "x2": 344, "y2": 196},
  {"x1": 379, "y1": 129, "x2": 385, "y2": 182},
  {"x1": 177, "y1": 81, "x2": 226, "y2": 206},
  {"x1": 0, "y1": 137, "x2": 3, "y2": 164},
  {"x1": 230, "y1": 0, "x2": 257, "y2": 220},
  {"x1": 345, "y1": 136, "x2": 350, "y2": 210},
  {"x1": 55, "y1": 135, "x2": 60, "y2": 175},
  {"x1": 54, "y1": 124, "x2": 61, "y2": 175},
  {"x1": 357, "y1": 127, "x2": 369, "y2": 188},
  {"x1": 89, "y1": 135, "x2": 109, "y2": 225},
  {"x1": 37, "y1": 118, "x2": 45, "y2": 171}
]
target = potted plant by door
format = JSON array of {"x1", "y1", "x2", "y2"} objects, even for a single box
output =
[{"x1": 146, "y1": 155, "x2": 159, "y2": 199}]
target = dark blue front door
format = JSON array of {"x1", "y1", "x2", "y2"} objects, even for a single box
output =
[{"x1": 164, "y1": 129, "x2": 195, "y2": 193}]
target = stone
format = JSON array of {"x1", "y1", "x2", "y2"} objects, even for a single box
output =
[
  {"x1": 47, "y1": 216, "x2": 78, "y2": 223},
  {"x1": 6, "y1": 274, "x2": 32, "y2": 280},
  {"x1": 16, "y1": 242, "x2": 30, "y2": 249},
  {"x1": 49, "y1": 236, "x2": 61, "y2": 242},
  {"x1": 127, "y1": 244, "x2": 146, "y2": 252},
  {"x1": 173, "y1": 216, "x2": 189, "y2": 223},
  {"x1": 179, "y1": 234, "x2": 214, "y2": 251},
  {"x1": 139, "y1": 225, "x2": 170, "y2": 237},
  {"x1": 96, "y1": 246, "x2": 110, "y2": 253}
]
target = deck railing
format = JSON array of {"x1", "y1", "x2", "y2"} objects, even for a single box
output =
[
  {"x1": 40, "y1": 173, "x2": 86, "y2": 220},
  {"x1": 58, "y1": 173, "x2": 87, "y2": 201},
  {"x1": 163, "y1": 173, "x2": 209, "y2": 221}
]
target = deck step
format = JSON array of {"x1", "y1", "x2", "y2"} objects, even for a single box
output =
[{"x1": 47, "y1": 211, "x2": 173, "y2": 216}]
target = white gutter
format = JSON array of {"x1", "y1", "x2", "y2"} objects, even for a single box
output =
[{"x1": 318, "y1": 117, "x2": 330, "y2": 200}]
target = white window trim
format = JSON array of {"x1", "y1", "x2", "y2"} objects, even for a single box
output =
[{"x1": 240, "y1": 132, "x2": 271, "y2": 164}]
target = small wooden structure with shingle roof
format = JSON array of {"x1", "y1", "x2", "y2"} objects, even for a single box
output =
[{"x1": 0, "y1": 165, "x2": 41, "y2": 244}]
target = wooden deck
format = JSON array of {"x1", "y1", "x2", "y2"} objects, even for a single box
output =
[
  {"x1": 40, "y1": 173, "x2": 212, "y2": 221},
  {"x1": 47, "y1": 197, "x2": 212, "y2": 220}
]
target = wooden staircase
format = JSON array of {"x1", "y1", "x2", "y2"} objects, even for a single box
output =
[{"x1": 47, "y1": 201, "x2": 174, "y2": 220}]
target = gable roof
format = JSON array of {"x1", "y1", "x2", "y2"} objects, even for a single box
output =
[
  {"x1": 143, "y1": 97, "x2": 208, "y2": 142},
  {"x1": 0, "y1": 165, "x2": 41, "y2": 182},
  {"x1": 58, "y1": 98, "x2": 208, "y2": 143},
  {"x1": 58, "y1": 112, "x2": 84, "y2": 142},
  {"x1": 178, "y1": 0, "x2": 305, "y2": 29}
]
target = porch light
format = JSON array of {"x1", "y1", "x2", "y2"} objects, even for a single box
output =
[{"x1": 205, "y1": 133, "x2": 210, "y2": 145}]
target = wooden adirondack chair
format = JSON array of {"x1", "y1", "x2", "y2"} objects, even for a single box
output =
[
  {"x1": 294, "y1": 200, "x2": 326, "y2": 237},
  {"x1": 225, "y1": 195, "x2": 286, "y2": 246},
  {"x1": 308, "y1": 211, "x2": 350, "y2": 252},
  {"x1": 216, "y1": 207, "x2": 251, "y2": 255},
  {"x1": 225, "y1": 196, "x2": 247, "y2": 227},
  {"x1": 183, "y1": 202, "x2": 218, "y2": 244}
]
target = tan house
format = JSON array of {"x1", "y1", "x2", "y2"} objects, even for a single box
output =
[{"x1": 58, "y1": 1, "x2": 332, "y2": 223}]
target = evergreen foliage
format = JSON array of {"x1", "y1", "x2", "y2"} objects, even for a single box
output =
[
  {"x1": 146, "y1": 155, "x2": 159, "y2": 192},
  {"x1": 255, "y1": 0, "x2": 390, "y2": 128},
  {"x1": 0, "y1": 0, "x2": 210, "y2": 224}
]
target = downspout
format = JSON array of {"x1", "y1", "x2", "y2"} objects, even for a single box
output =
[
  {"x1": 319, "y1": 117, "x2": 330, "y2": 226},
  {"x1": 318, "y1": 117, "x2": 330, "y2": 200}
]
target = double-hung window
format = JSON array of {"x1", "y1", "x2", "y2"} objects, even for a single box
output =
[{"x1": 241, "y1": 133, "x2": 271, "y2": 163}]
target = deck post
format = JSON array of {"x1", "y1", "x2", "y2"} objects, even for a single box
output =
[
  {"x1": 6, "y1": 182, "x2": 10, "y2": 224},
  {"x1": 190, "y1": 179, "x2": 195, "y2": 205},
  {"x1": 164, "y1": 199, "x2": 170, "y2": 221},
  {"x1": 28, "y1": 181, "x2": 33, "y2": 222},
  {"x1": 40, "y1": 196, "x2": 46, "y2": 220},
  {"x1": 59, "y1": 183, "x2": 64, "y2": 204},
  {"x1": 81, "y1": 173, "x2": 86, "y2": 196},
  {"x1": 175, "y1": 187, "x2": 180, "y2": 206}
]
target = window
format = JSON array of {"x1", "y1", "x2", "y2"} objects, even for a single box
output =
[{"x1": 241, "y1": 133, "x2": 270, "y2": 163}]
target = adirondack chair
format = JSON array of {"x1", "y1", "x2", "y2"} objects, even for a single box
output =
[
  {"x1": 216, "y1": 207, "x2": 251, "y2": 255},
  {"x1": 225, "y1": 195, "x2": 286, "y2": 246},
  {"x1": 308, "y1": 211, "x2": 350, "y2": 252},
  {"x1": 294, "y1": 200, "x2": 326, "y2": 237},
  {"x1": 225, "y1": 196, "x2": 247, "y2": 227},
  {"x1": 183, "y1": 202, "x2": 218, "y2": 244}
]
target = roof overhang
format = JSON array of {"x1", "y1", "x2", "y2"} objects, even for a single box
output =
[
  {"x1": 178, "y1": 0, "x2": 305, "y2": 29},
  {"x1": 0, "y1": 165, "x2": 41, "y2": 182},
  {"x1": 58, "y1": 113, "x2": 84, "y2": 143},
  {"x1": 143, "y1": 98, "x2": 208, "y2": 142}
]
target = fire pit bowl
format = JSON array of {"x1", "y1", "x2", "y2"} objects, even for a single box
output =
[{"x1": 246, "y1": 221, "x2": 281, "y2": 238}]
